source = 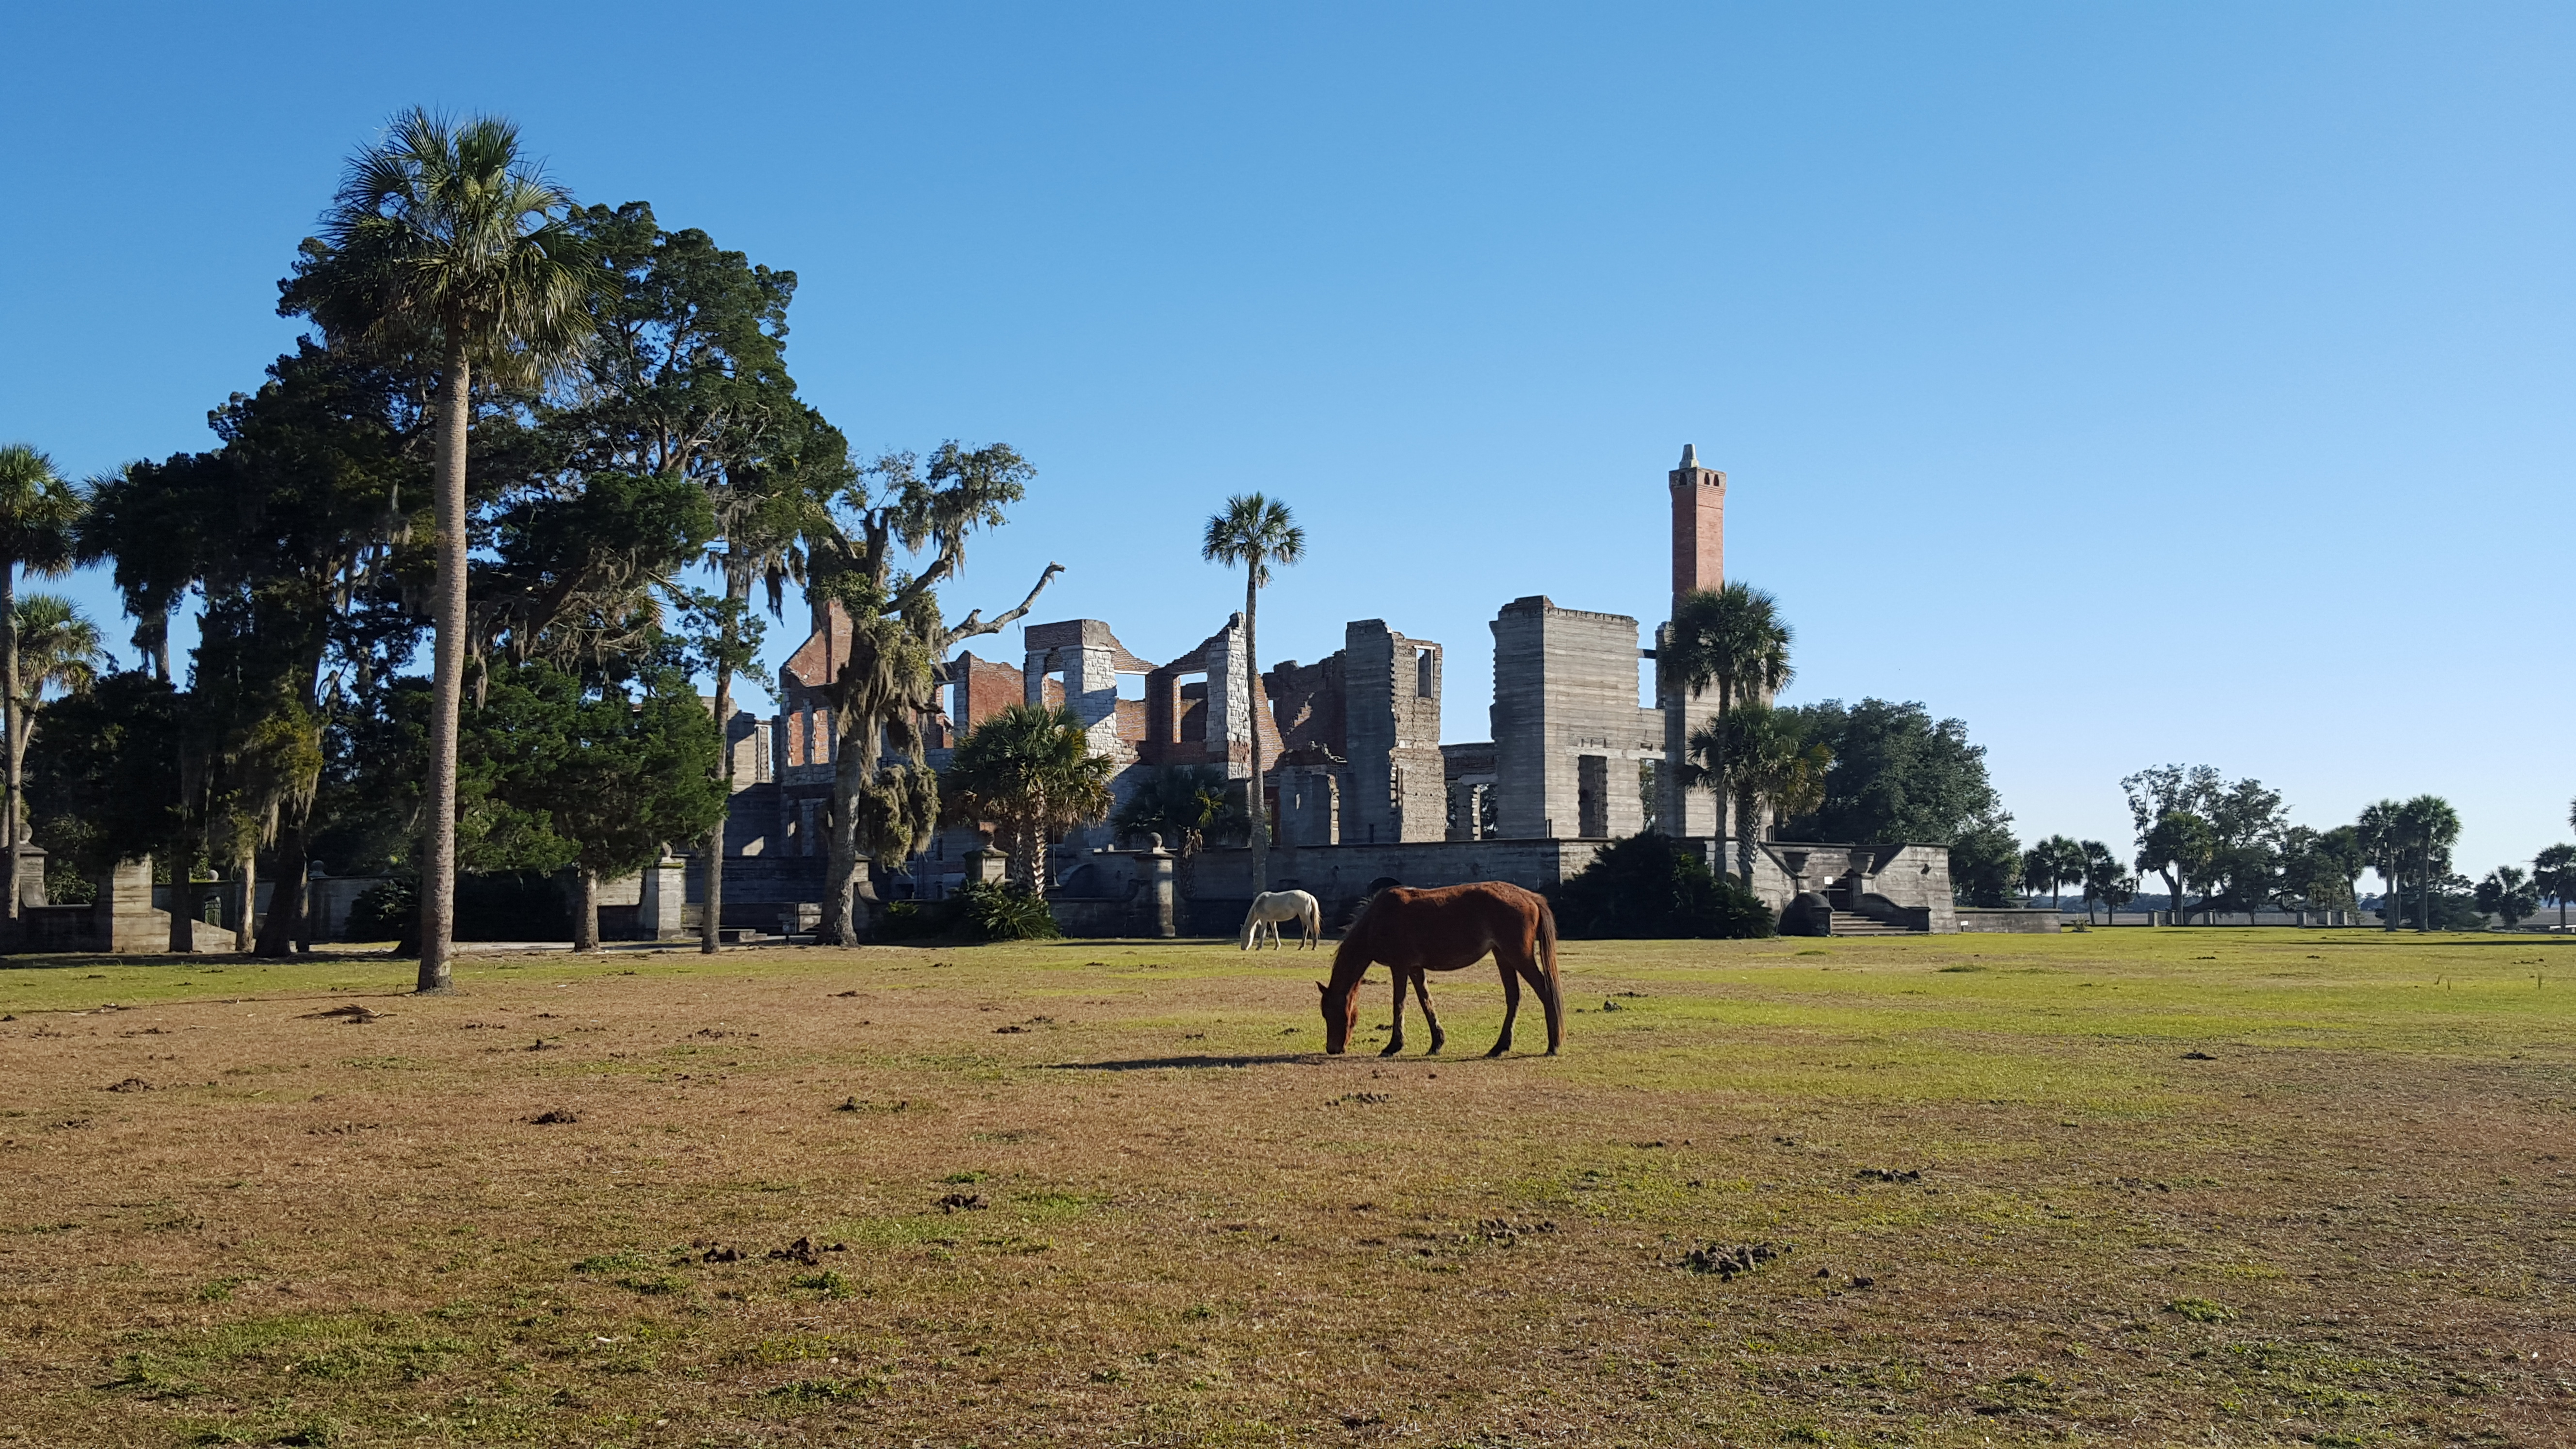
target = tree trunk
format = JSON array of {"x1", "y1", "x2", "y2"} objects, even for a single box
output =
[
  {"x1": 255, "y1": 813, "x2": 308, "y2": 956},
  {"x1": 574, "y1": 867, "x2": 599, "y2": 953},
  {"x1": 1735, "y1": 784, "x2": 1759, "y2": 887},
  {"x1": 1, "y1": 558, "x2": 17, "y2": 933},
  {"x1": 819, "y1": 707, "x2": 880, "y2": 947},
  {"x1": 1244, "y1": 575, "x2": 1268, "y2": 894},
  {"x1": 167, "y1": 841, "x2": 197, "y2": 953},
  {"x1": 233, "y1": 853, "x2": 255, "y2": 954},
  {"x1": 702, "y1": 644, "x2": 733, "y2": 956},
  {"x1": 417, "y1": 343, "x2": 471, "y2": 992}
]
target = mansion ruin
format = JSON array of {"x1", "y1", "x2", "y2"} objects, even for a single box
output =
[{"x1": 690, "y1": 445, "x2": 1965, "y2": 938}]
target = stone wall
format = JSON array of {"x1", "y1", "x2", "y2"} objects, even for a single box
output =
[
  {"x1": 1489, "y1": 597, "x2": 1657, "y2": 841},
  {"x1": 1180, "y1": 838, "x2": 1609, "y2": 939},
  {"x1": 1955, "y1": 908, "x2": 2062, "y2": 934},
  {"x1": 1341, "y1": 620, "x2": 1446, "y2": 845}
]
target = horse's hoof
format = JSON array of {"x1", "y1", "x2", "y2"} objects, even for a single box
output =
[
  {"x1": 1485, "y1": 1043, "x2": 1509, "y2": 1058},
  {"x1": 1379, "y1": 1042, "x2": 1403, "y2": 1058},
  {"x1": 1427, "y1": 1038, "x2": 1445, "y2": 1055}
]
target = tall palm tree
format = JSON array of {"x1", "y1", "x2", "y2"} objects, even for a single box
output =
[
  {"x1": 282, "y1": 109, "x2": 602, "y2": 992},
  {"x1": 2394, "y1": 795, "x2": 2461, "y2": 933},
  {"x1": 1663, "y1": 582, "x2": 1792, "y2": 853},
  {"x1": 0, "y1": 446, "x2": 83, "y2": 929},
  {"x1": 2354, "y1": 800, "x2": 2402, "y2": 931},
  {"x1": 942, "y1": 704, "x2": 1117, "y2": 900},
  {"x1": 1201, "y1": 494, "x2": 1303, "y2": 893}
]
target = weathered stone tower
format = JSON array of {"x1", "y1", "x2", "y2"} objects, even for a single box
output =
[{"x1": 1657, "y1": 443, "x2": 1727, "y2": 838}]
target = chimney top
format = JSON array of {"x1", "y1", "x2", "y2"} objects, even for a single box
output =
[{"x1": 1679, "y1": 443, "x2": 1698, "y2": 469}]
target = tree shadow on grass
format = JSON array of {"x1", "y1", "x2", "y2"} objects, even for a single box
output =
[{"x1": 1046, "y1": 1053, "x2": 1320, "y2": 1071}]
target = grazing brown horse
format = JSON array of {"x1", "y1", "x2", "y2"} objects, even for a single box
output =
[{"x1": 1319, "y1": 882, "x2": 1562, "y2": 1057}]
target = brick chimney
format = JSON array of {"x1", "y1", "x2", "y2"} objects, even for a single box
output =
[{"x1": 1669, "y1": 442, "x2": 1725, "y2": 603}]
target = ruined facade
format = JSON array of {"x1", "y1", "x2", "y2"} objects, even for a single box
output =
[
  {"x1": 1483, "y1": 597, "x2": 1663, "y2": 842},
  {"x1": 685, "y1": 441, "x2": 1958, "y2": 937}
]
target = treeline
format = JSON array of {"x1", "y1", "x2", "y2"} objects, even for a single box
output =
[
  {"x1": 4, "y1": 110, "x2": 1062, "y2": 972},
  {"x1": 2016, "y1": 769, "x2": 2576, "y2": 930}
]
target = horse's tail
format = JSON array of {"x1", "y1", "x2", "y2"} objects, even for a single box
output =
[
  {"x1": 1535, "y1": 892, "x2": 1560, "y2": 986},
  {"x1": 1303, "y1": 893, "x2": 1322, "y2": 946}
]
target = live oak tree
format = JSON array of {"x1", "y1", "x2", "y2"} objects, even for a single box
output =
[
  {"x1": 80, "y1": 343, "x2": 426, "y2": 953},
  {"x1": 798, "y1": 444, "x2": 1061, "y2": 945},
  {"x1": 1773, "y1": 697, "x2": 2018, "y2": 906},
  {"x1": 283, "y1": 108, "x2": 604, "y2": 993},
  {"x1": 468, "y1": 658, "x2": 725, "y2": 950},
  {"x1": 532, "y1": 202, "x2": 837, "y2": 955}
]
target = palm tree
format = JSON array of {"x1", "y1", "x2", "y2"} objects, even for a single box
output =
[
  {"x1": 942, "y1": 704, "x2": 1116, "y2": 901},
  {"x1": 1686, "y1": 702, "x2": 1828, "y2": 888},
  {"x1": 0, "y1": 446, "x2": 83, "y2": 929},
  {"x1": 1201, "y1": 494, "x2": 1303, "y2": 893},
  {"x1": 282, "y1": 109, "x2": 602, "y2": 992},
  {"x1": 8, "y1": 593, "x2": 104, "y2": 908},
  {"x1": 2022, "y1": 834, "x2": 2084, "y2": 909},
  {"x1": 2354, "y1": 800, "x2": 2403, "y2": 931},
  {"x1": 2078, "y1": 840, "x2": 2132, "y2": 923},
  {"x1": 1663, "y1": 583, "x2": 1792, "y2": 860},
  {"x1": 2534, "y1": 844, "x2": 2576, "y2": 931},
  {"x1": 2393, "y1": 795, "x2": 2462, "y2": 933}
]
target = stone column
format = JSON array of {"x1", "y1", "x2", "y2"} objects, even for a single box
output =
[
  {"x1": 640, "y1": 853, "x2": 689, "y2": 940},
  {"x1": 963, "y1": 832, "x2": 1010, "y2": 887},
  {"x1": 1141, "y1": 834, "x2": 1176, "y2": 938}
]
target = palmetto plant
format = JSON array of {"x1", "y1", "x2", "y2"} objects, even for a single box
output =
[
  {"x1": 282, "y1": 108, "x2": 604, "y2": 992},
  {"x1": 942, "y1": 705, "x2": 1117, "y2": 901},
  {"x1": 0, "y1": 447, "x2": 83, "y2": 926},
  {"x1": 1201, "y1": 494, "x2": 1303, "y2": 892}
]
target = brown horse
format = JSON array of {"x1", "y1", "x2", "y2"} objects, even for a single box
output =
[{"x1": 1319, "y1": 882, "x2": 1562, "y2": 1057}]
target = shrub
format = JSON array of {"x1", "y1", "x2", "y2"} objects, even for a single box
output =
[
  {"x1": 344, "y1": 877, "x2": 418, "y2": 942},
  {"x1": 873, "y1": 881, "x2": 1061, "y2": 943},
  {"x1": 957, "y1": 880, "x2": 1061, "y2": 941},
  {"x1": 1549, "y1": 833, "x2": 1775, "y2": 939}
]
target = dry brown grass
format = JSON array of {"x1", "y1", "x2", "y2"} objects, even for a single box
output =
[{"x1": 1, "y1": 929, "x2": 2571, "y2": 1447}]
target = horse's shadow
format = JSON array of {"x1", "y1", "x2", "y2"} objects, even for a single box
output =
[{"x1": 1046, "y1": 1053, "x2": 1320, "y2": 1072}]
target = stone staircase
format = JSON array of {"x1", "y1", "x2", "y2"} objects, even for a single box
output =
[{"x1": 1827, "y1": 909, "x2": 1922, "y2": 937}]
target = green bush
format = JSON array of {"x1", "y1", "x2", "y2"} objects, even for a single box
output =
[
  {"x1": 957, "y1": 880, "x2": 1062, "y2": 941},
  {"x1": 1548, "y1": 833, "x2": 1774, "y2": 939},
  {"x1": 345, "y1": 877, "x2": 418, "y2": 941},
  {"x1": 874, "y1": 881, "x2": 1061, "y2": 943}
]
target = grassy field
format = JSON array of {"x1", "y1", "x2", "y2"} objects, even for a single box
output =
[{"x1": 1, "y1": 927, "x2": 2570, "y2": 1447}]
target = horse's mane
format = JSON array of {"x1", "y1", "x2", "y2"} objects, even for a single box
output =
[{"x1": 1331, "y1": 878, "x2": 1405, "y2": 978}]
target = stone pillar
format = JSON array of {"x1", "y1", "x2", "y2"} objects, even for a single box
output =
[
  {"x1": 640, "y1": 853, "x2": 688, "y2": 940},
  {"x1": 1141, "y1": 834, "x2": 1176, "y2": 938},
  {"x1": 963, "y1": 833, "x2": 1010, "y2": 887}
]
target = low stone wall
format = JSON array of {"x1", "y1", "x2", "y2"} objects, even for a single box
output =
[
  {"x1": 1955, "y1": 908, "x2": 2062, "y2": 934},
  {"x1": 1181, "y1": 838, "x2": 1608, "y2": 937}
]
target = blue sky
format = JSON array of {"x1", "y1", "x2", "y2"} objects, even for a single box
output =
[{"x1": 2, "y1": 3, "x2": 2569, "y2": 877}]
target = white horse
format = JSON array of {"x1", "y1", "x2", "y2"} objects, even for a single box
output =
[{"x1": 1240, "y1": 889, "x2": 1323, "y2": 950}]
